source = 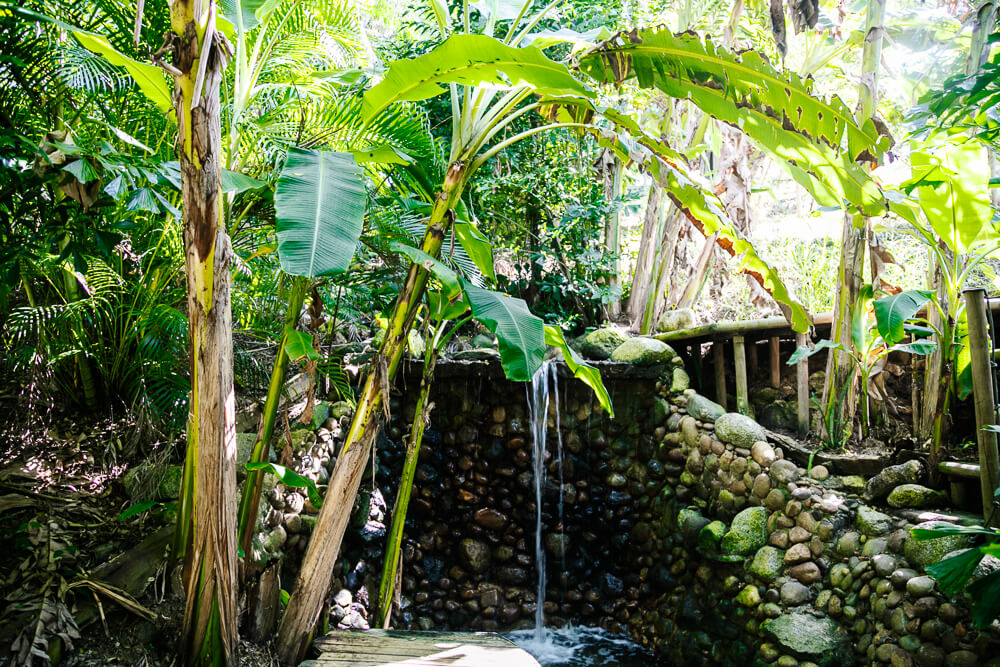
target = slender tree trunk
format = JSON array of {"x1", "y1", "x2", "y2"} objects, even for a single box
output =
[
  {"x1": 678, "y1": 231, "x2": 719, "y2": 308},
  {"x1": 822, "y1": 0, "x2": 884, "y2": 437},
  {"x1": 641, "y1": 208, "x2": 684, "y2": 333},
  {"x1": 627, "y1": 172, "x2": 665, "y2": 326},
  {"x1": 169, "y1": 1, "x2": 237, "y2": 665},
  {"x1": 602, "y1": 155, "x2": 623, "y2": 319},
  {"x1": 276, "y1": 167, "x2": 466, "y2": 666},
  {"x1": 236, "y1": 277, "x2": 309, "y2": 558}
]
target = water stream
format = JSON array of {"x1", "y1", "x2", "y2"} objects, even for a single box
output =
[{"x1": 519, "y1": 361, "x2": 656, "y2": 665}]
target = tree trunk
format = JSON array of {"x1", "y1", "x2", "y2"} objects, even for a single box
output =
[
  {"x1": 822, "y1": 0, "x2": 884, "y2": 438},
  {"x1": 626, "y1": 172, "x2": 665, "y2": 326},
  {"x1": 275, "y1": 168, "x2": 466, "y2": 666},
  {"x1": 602, "y1": 154, "x2": 623, "y2": 319},
  {"x1": 641, "y1": 208, "x2": 684, "y2": 333},
  {"x1": 170, "y1": 2, "x2": 237, "y2": 665}
]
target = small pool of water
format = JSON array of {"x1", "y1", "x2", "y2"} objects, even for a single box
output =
[{"x1": 507, "y1": 627, "x2": 659, "y2": 666}]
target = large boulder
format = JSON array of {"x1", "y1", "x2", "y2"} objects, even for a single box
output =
[
  {"x1": 610, "y1": 337, "x2": 677, "y2": 365},
  {"x1": 714, "y1": 413, "x2": 767, "y2": 449},
  {"x1": 864, "y1": 459, "x2": 924, "y2": 501},
  {"x1": 579, "y1": 327, "x2": 628, "y2": 360},
  {"x1": 887, "y1": 484, "x2": 946, "y2": 509},
  {"x1": 655, "y1": 308, "x2": 696, "y2": 333},
  {"x1": 721, "y1": 506, "x2": 769, "y2": 555},
  {"x1": 687, "y1": 393, "x2": 726, "y2": 422},
  {"x1": 762, "y1": 611, "x2": 852, "y2": 666},
  {"x1": 904, "y1": 521, "x2": 976, "y2": 570}
]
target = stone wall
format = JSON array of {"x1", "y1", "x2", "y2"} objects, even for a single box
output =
[{"x1": 265, "y1": 353, "x2": 1000, "y2": 666}]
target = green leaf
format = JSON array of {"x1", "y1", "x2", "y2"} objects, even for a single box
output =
[
  {"x1": 222, "y1": 169, "x2": 267, "y2": 194},
  {"x1": 61, "y1": 158, "x2": 99, "y2": 183},
  {"x1": 352, "y1": 146, "x2": 413, "y2": 165},
  {"x1": 284, "y1": 330, "x2": 319, "y2": 362},
  {"x1": 786, "y1": 339, "x2": 842, "y2": 365},
  {"x1": 118, "y1": 499, "x2": 157, "y2": 520},
  {"x1": 454, "y1": 222, "x2": 495, "y2": 282},
  {"x1": 245, "y1": 462, "x2": 321, "y2": 507},
  {"x1": 909, "y1": 140, "x2": 994, "y2": 254},
  {"x1": 465, "y1": 284, "x2": 545, "y2": 381},
  {"x1": 852, "y1": 284, "x2": 875, "y2": 351},
  {"x1": 275, "y1": 148, "x2": 366, "y2": 277},
  {"x1": 955, "y1": 310, "x2": 973, "y2": 400},
  {"x1": 910, "y1": 523, "x2": 999, "y2": 540},
  {"x1": 888, "y1": 341, "x2": 938, "y2": 356},
  {"x1": 72, "y1": 31, "x2": 172, "y2": 113},
  {"x1": 126, "y1": 187, "x2": 160, "y2": 213},
  {"x1": 219, "y1": 0, "x2": 274, "y2": 33},
  {"x1": 362, "y1": 34, "x2": 593, "y2": 122},
  {"x1": 874, "y1": 290, "x2": 935, "y2": 347},
  {"x1": 107, "y1": 124, "x2": 153, "y2": 153},
  {"x1": 427, "y1": 289, "x2": 470, "y2": 321},
  {"x1": 927, "y1": 547, "x2": 986, "y2": 595},
  {"x1": 544, "y1": 325, "x2": 614, "y2": 418},
  {"x1": 967, "y1": 570, "x2": 1000, "y2": 628},
  {"x1": 579, "y1": 29, "x2": 885, "y2": 215},
  {"x1": 389, "y1": 242, "x2": 462, "y2": 300}
]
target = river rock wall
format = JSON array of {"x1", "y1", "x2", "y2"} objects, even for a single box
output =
[{"x1": 267, "y1": 352, "x2": 1000, "y2": 666}]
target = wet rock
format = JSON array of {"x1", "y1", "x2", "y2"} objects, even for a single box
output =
[
  {"x1": 784, "y1": 543, "x2": 811, "y2": 565},
  {"x1": 458, "y1": 539, "x2": 491, "y2": 573},
  {"x1": 610, "y1": 338, "x2": 677, "y2": 365},
  {"x1": 687, "y1": 394, "x2": 726, "y2": 422},
  {"x1": 473, "y1": 508, "x2": 509, "y2": 531},
  {"x1": 865, "y1": 460, "x2": 924, "y2": 501},
  {"x1": 872, "y1": 554, "x2": 897, "y2": 577},
  {"x1": 762, "y1": 611, "x2": 851, "y2": 666},
  {"x1": 735, "y1": 585, "x2": 761, "y2": 607},
  {"x1": 904, "y1": 522, "x2": 975, "y2": 570},
  {"x1": 721, "y1": 507, "x2": 768, "y2": 555},
  {"x1": 907, "y1": 576, "x2": 935, "y2": 597},
  {"x1": 887, "y1": 485, "x2": 946, "y2": 509},
  {"x1": 545, "y1": 533, "x2": 570, "y2": 559},
  {"x1": 780, "y1": 581, "x2": 810, "y2": 605},
  {"x1": 579, "y1": 327, "x2": 627, "y2": 360},
  {"x1": 788, "y1": 562, "x2": 821, "y2": 584},
  {"x1": 699, "y1": 521, "x2": 728, "y2": 550},
  {"x1": 714, "y1": 413, "x2": 767, "y2": 449},
  {"x1": 857, "y1": 505, "x2": 892, "y2": 536},
  {"x1": 808, "y1": 465, "x2": 829, "y2": 481},
  {"x1": 749, "y1": 546, "x2": 785, "y2": 580}
]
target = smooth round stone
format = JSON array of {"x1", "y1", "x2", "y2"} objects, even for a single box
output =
[
  {"x1": 780, "y1": 581, "x2": 810, "y2": 605},
  {"x1": 784, "y1": 542, "x2": 812, "y2": 565},
  {"x1": 808, "y1": 465, "x2": 829, "y2": 481},
  {"x1": 751, "y1": 441, "x2": 776, "y2": 467},
  {"x1": 891, "y1": 568, "x2": 919, "y2": 589},
  {"x1": 789, "y1": 562, "x2": 821, "y2": 584},
  {"x1": 872, "y1": 554, "x2": 897, "y2": 577},
  {"x1": 792, "y1": 487, "x2": 812, "y2": 501},
  {"x1": 906, "y1": 576, "x2": 935, "y2": 597}
]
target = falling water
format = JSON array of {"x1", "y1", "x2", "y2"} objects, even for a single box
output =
[{"x1": 528, "y1": 359, "x2": 562, "y2": 642}]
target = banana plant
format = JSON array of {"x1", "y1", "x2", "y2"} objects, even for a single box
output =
[
  {"x1": 890, "y1": 136, "x2": 999, "y2": 456},
  {"x1": 235, "y1": 147, "x2": 367, "y2": 560},
  {"x1": 788, "y1": 287, "x2": 938, "y2": 443},
  {"x1": 275, "y1": 7, "x2": 881, "y2": 662}
]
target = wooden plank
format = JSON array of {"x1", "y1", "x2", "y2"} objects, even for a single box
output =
[
  {"x1": 314, "y1": 630, "x2": 541, "y2": 667},
  {"x1": 964, "y1": 288, "x2": 1000, "y2": 525},
  {"x1": 938, "y1": 461, "x2": 982, "y2": 479},
  {"x1": 713, "y1": 341, "x2": 727, "y2": 410},
  {"x1": 795, "y1": 332, "x2": 809, "y2": 435},
  {"x1": 734, "y1": 335, "x2": 752, "y2": 417},
  {"x1": 769, "y1": 337, "x2": 781, "y2": 389},
  {"x1": 653, "y1": 312, "x2": 834, "y2": 344}
]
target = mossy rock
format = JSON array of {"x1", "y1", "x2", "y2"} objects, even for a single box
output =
[
  {"x1": 887, "y1": 484, "x2": 945, "y2": 509},
  {"x1": 904, "y1": 521, "x2": 975, "y2": 570},
  {"x1": 761, "y1": 611, "x2": 851, "y2": 666},
  {"x1": 655, "y1": 308, "x2": 696, "y2": 333},
  {"x1": 748, "y1": 546, "x2": 785, "y2": 581},
  {"x1": 721, "y1": 506, "x2": 768, "y2": 555},
  {"x1": 579, "y1": 327, "x2": 628, "y2": 361},
  {"x1": 156, "y1": 465, "x2": 184, "y2": 501},
  {"x1": 714, "y1": 413, "x2": 767, "y2": 449},
  {"x1": 670, "y1": 367, "x2": 691, "y2": 393},
  {"x1": 698, "y1": 520, "x2": 728, "y2": 550},
  {"x1": 610, "y1": 337, "x2": 677, "y2": 365},
  {"x1": 687, "y1": 393, "x2": 726, "y2": 422}
]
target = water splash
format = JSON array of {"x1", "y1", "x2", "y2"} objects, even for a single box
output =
[{"x1": 507, "y1": 626, "x2": 657, "y2": 666}]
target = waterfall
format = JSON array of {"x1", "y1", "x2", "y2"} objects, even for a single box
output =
[{"x1": 528, "y1": 358, "x2": 561, "y2": 642}]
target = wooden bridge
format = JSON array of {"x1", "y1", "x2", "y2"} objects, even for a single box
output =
[{"x1": 310, "y1": 630, "x2": 542, "y2": 667}]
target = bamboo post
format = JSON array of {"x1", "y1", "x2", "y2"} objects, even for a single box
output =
[
  {"x1": 796, "y1": 332, "x2": 809, "y2": 435},
  {"x1": 714, "y1": 341, "x2": 727, "y2": 410},
  {"x1": 769, "y1": 337, "x2": 781, "y2": 389},
  {"x1": 734, "y1": 335, "x2": 752, "y2": 417},
  {"x1": 964, "y1": 288, "x2": 1000, "y2": 524},
  {"x1": 747, "y1": 339, "x2": 759, "y2": 378}
]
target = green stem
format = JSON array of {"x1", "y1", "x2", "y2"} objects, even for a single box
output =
[{"x1": 236, "y1": 276, "x2": 310, "y2": 559}]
